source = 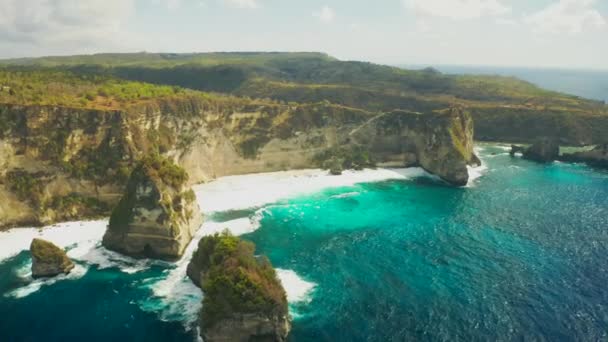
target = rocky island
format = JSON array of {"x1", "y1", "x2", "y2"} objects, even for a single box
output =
[
  {"x1": 30, "y1": 238, "x2": 74, "y2": 278},
  {"x1": 102, "y1": 155, "x2": 202, "y2": 260},
  {"x1": 187, "y1": 231, "x2": 290, "y2": 342},
  {"x1": 510, "y1": 138, "x2": 560, "y2": 163}
]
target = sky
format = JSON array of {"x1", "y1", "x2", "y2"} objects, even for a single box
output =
[{"x1": 0, "y1": 0, "x2": 607, "y2": 69}]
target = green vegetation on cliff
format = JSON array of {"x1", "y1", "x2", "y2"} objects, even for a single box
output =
[
  {"x1": 0, "y1": 68, "x2": 184, "y2": 109},
  {"x1": 316, "y1": 145, "x2": 376, "y2": 171},
  {"x1": 2, "y1": 52, "x2": 606, "y2": 145},
  {"x1": 108, "y1": 154, "x2": 190, "y2": 231},
  {"x1": 189, "y1": 231, "x2": 288, "y2": 329},
  {"x1": 5, "y1": 169, "x2": 45, "y2": 205}
]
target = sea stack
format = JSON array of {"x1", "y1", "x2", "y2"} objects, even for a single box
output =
[
  {"x1": 30, "y1": 238, "x2": 75, "y2": 278},
  {"x1": 102, "y1": 155, "x2": 203, "y2": 260},
  {"x1": 187, "y1": 231, "x2": 290, "y2": 342},
  {"x1": 523, "y1": 138, "x2": 560, "y2": 163},
  {"x1": 510, "y1": 138, "x2": 560, "y2": 163}
]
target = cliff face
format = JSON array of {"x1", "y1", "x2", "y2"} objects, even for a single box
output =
[
  {"x1": 0, "y1": 97, "x2": 476, "y2": 228},
  {"x1": 560, "y1": 144, "x2": 608, "y2": 169},
  {"x1": 349, "y1": 107, "x2": 477, "y2": 186},
  {"x1": 102, "y1": 156, "x2": 202, "y2": 260},
  {"x1": 470, "y1": 107, "x2": 608, "y2": 146}
]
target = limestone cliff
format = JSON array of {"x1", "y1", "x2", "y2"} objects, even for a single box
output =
[
  {"x1": 187, "y1": 232, "x2": 290, "y2": 342},
  {"x1": 0, "y1": 97, "x2": 476, "y2": 229},
  {"x1": 560, "y1": 144, "x2": 608, "y2": 169},
  {"x1": 30, "y1": 238, "x2": 74, "y2": 278},
  {"x1": 102, "y1": 155, "x2": 202, "y2": 260},
  {"x1": 348, "y1": 107, "x2": 479, "y2": 186}
]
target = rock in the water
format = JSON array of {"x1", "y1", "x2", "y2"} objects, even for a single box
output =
[
  {"x1": 522, "y1": 138, "x2": 559, "y2": 163},
  {"x1": 187, "y1": 232, "x2": 290, "y2": 342},
  {"x1": 560, "y1": 144, "x2": 608, "y2": 169},
  {"x1": 30, "y1": 238, "x2": 74, "y2": 278},
  {"x1": 102, "y1": 155, "x2": 203, "y2": 260},
  {"x1": 510, "y1": 145, "x2": 526, "y2": 156}
]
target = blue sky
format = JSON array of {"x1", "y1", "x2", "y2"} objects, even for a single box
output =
[{"x1": 0, "y1": 0, "x2": 607, "y2": 69}]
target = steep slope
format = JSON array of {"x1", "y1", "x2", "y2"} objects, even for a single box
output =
[{"x1": 0, "y1": 72, "x2": 477, "y2": 229}]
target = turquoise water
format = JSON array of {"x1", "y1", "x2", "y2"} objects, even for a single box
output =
[{"x1": 2, "y1": 145, "x2": 608, "y2": 341}]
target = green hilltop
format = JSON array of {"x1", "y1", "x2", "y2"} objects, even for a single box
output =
[{"x1": 1, "y1": 52, "x2": 607, "y2": 144}]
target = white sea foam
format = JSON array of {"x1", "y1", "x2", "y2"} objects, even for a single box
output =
[
  {"x1": 5, "y1": 263, "x2": 88, "y2": 299},
  {"x1": 0, "y1": 219, "x2": 159, "y2": 298},
  {"x1": 0, "y1": 161, "x2": 470, "y2": 319},
  {"x1": 0, "y1": 220, "x2": 108, "y2": 262},
  {"x1": 194, "y1": 167, "x2": 433, "y2": 214},
  {"x1": 143, "y1": 215, "x2": 317, "y2": 326},
  {"x1": 467, "y1": 147, "x2": 490, "y2": 187},
  {"x1": 276, "y1": 269, "x2": 317, "y2": 303},
  {"x1": 330, "y1": 191, "x2": 361, "y2": 199},
  {"x1": 467, "y1": 163, "x2": 488, "y2": 187},
  {"x1": 142, "y1": 216, "x2": 257, "y2": 326}
]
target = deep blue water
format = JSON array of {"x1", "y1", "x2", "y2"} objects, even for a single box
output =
[{"x1": 1, "y1": 145, "x2": 608, "y2": 341}]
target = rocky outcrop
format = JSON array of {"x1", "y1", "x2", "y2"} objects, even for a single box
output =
[
  {"x1": 30, "y1": 238, "x2": 74, "y2": 278},
  {"x1": 102, "y1": 155, "x2": 203, "y2": 260},
  {"x1": 348, "y1": 107, "x2": 478, "y2": 186},
  {"x1": 187, "y1": 232, "x2": 290, "y2": 342},
  {"x1": 202, "y1": 314, "x2": 290, "y2": 342},
  {"x1": 523, "y1": 138, "x2": 560, "y2": 163},
  {"x1": 560, "y1": 144, "x2": 608, "y2": 169},
  {"x1": 511, "y1": 138, "x2": 560, "y2": 163},
  {"x1": 509, "y1": 145, "x2": 525, "y2": 156},
  {"x1": 0, "y1": 98, "x2": 476, "y2": 229}
]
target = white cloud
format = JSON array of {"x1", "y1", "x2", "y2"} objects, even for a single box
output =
[
  {"x1": 222, "y1": 0, "x2": 258, "y2": 9},
  {"x1": 496, "y1": 18, "x2": 517, "y2": 26},
  {"x1": 314, "y1": 5, "x2": 335, "y2": 24},
  {"x1": 0, "y1": 0, "x2": 135, "y2": 45},
  {"x1": 524, "y1": 0, "x2": 606, "y2": 34},
  {"x1": 166, "y1": 0, "x2": 181, "y2": 10},
  {"x1": 403, "y1": 0, "x2": 510, "y2": 20}
]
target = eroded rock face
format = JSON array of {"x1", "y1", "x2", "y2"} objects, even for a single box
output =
[
  {"x1": 0, "y1": 99, "x2": 477, "y2": 228},
  {"x1": 203, "y1": 314, "x2": 290, "y2": 342},
  {"x1": 30, "y1": 238, "x2": 74, "y2": 278},
  {"x1": 523, "y1": 138, "x2": 560, "y2": 163},
  {"x1": 187, "y1": 232, "x2": 290, "y2": 342},
  {"x1": 510, "y1": 145, "x2": 526, "y2": 156},
  {"x1": 349, "y1": 106, "x2": 478, "y2": 186},
  {"x1": 102, "y1": 155, "x2": 203, "y2": 260},
  {"x1": 560, "y1": 144, "x2": 608, "y2": 169}
]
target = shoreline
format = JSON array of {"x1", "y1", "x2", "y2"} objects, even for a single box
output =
[
  {"x1": 0, "y1": 166, "x2": 442, "y2": 261},
  {"x1": 0, "y1": 160, "x2": 490, "y2": 243}
]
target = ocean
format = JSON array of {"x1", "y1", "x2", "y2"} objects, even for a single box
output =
[{"x1": 1, "y1": 144, "x2": 608, "y2": 341}]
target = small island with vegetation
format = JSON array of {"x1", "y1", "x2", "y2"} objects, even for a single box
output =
[{"x1": 187, "y1": 231, "x2": 290, "y2": 342}]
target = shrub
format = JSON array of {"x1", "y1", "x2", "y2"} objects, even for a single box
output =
[{"x1": 191, "y1": 231, "x2": 288, "y2": 328}]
